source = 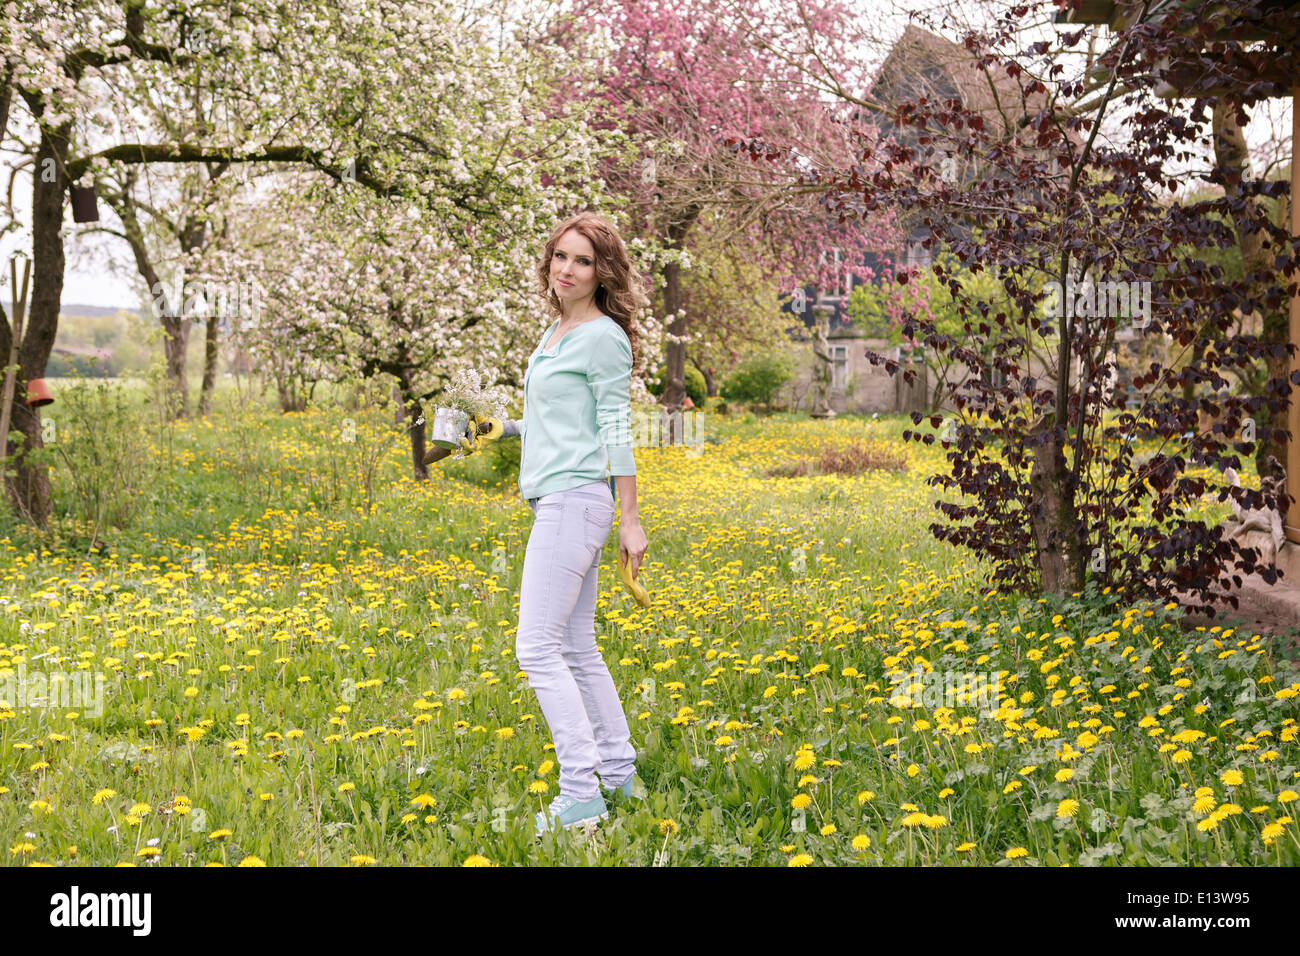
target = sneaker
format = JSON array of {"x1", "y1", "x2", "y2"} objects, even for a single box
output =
[
  {"x1": 601, "y1": 773, "x2": 646, "y2": 803},
  {"x1": 535, "y1": 793, "x2": 608, "y2": 836}
]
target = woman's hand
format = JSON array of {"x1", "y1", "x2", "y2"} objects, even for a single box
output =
[{"x1": 619, "y1": 515, "x2": 648, "y2": 579}]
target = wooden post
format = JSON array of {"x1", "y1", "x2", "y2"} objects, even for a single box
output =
[
  {"x1": 1289, "y1": 89, "x2": 1300, "y2": 543},
  {"x1": 0, "y1": 256, "x2": 31, "y2": 469}
]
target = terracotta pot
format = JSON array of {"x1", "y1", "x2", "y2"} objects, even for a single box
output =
[{"x1": 26, "y1": 378, "x2": 54, "y2": 407}]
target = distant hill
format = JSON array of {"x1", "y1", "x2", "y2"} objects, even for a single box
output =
[
  {"x1": 50, "y1": 304, "x2": 153, "y2": 377},
  {"x1": 60, "y1": 303, "x2": 141, "y2": 319}
]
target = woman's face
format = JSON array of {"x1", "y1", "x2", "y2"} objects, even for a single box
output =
[{"x1": 549, "y1": 230, "x2": 599, "y2": 308}]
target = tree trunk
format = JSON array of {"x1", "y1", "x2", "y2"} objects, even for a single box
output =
[
  {"x1": 274, "y1": 367, "x2": 307, "y2": 413},
  {"x1": 658, "y1": 209, "x2": 701, "y2": 434},
  {"x1": 103, "y1": 172, "x2": 196, "y2": 420},
  {"x1": 1029, "y1": 419, "x2": 1084, "y2": 595},
  {"x1": 661, "y1": 256, "x2": 687, "y2": 412},
  {"x1": 4, "y1": 119, "x2": 69, "y2": 525},
  {"x1": 1212, "y1": 100, "x2": 1289, "y2": 480},
  {"x1": 161, "y1": 313, "x2": 190, "y2": 418},
  {"x1": 697, "y1": 362, "x2": 717, "y2": 398},
  {"x1": 198, "y1": 314, "x2": 219, "y2": 416},
  {"x1": 3, "y1": 393, "x2": 49, "y2": 526},
  {"x1": 397, "y1": 376, "x2": 429, "y2": 481}
]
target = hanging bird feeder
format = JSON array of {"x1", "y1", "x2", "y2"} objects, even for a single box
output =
[{"x1": 70, "y1": 184, "x2": 99, "y2": 223}]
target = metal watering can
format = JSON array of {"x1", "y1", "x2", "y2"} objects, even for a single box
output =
[{"x1": 429, "y1": 406, "x2": 471, "y2": 450}]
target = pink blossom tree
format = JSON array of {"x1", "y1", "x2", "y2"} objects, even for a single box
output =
[{"x1": 535, "y1": 0, "x2": 908, "y2": 410}]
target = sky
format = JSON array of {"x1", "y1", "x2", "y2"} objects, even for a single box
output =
[{"x1": 3, "y1": 0, "x2": 1293, "y2": 312}]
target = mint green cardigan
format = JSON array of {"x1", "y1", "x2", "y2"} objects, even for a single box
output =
[{"x1": 514, "y1": 315, "x2": 637, "y2": 502}]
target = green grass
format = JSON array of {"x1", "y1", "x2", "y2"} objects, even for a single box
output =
[{"x1": 0, "y1": 381, "x2": 1295, "y2": 866}]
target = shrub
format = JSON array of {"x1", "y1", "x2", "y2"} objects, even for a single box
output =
[
  {"x1": 721, "y1": 353, "x2": 794, "y2": 406},
  {"x1": 29, "y1": 378, "x2": 157, "y2": 541},
  {"x1": 647, "y1": 364, "x2": 707, "y2": 406}
]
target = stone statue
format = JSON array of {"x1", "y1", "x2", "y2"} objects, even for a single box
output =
[
  {"x1": 810, "y1": 307, "x2": 836, "y2": 419},
  {"x1": 1222, "y1": 467, "x2": 1286, "y2": 567}
]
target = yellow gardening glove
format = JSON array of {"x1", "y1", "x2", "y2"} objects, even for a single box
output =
[
  {"x1": 619, "y1": 553, "x2": 651, "y2": 608},
  {"x1": 472, "y1": 414, "x2": 505, "y2": 441}
]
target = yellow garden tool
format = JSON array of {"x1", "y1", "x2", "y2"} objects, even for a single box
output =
[{"x1": 619, "y1": 552, "x2": 651, "y2": 607}]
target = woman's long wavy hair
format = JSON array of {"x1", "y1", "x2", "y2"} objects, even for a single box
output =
[{"x1": 536, "y1": 212, "x2": 645, "y2": 372}]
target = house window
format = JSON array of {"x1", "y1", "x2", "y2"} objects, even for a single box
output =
[
  {"x1": 902, "y1": 240, "x2": 932, "y2": 271},
  {"x1": 830, "y1": 345, "x2": 848, "y2": 389},
  {"x1": 816, "y1": 246, "x2": 853, "y2": 307}
]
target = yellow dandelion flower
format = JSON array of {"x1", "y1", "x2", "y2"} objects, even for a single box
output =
[
  {"x1": 1278, "y1": 790, "x2": 1299, "y2": 804},
  {"x1": 349, "y1": 855, "x2": 376, "y2": 866},
  {"x1": 91, "y1": 788, "x2": 117, "y2": 806},
  {"x1": 1057, "y1": 799, "x2": 1080, "y2": 818},
  {"x1": 956, "y1": 842, "x2": 976, "y2": 852},
  {"x1": 1196, "y1": 817, "x2": 1218, "y2": 832},
  {"x1": 851, "y1": 834, "x2": 871, "y2": 851},
  {"x1": 237, "y1": 855, "x2": 266, "y2": 867},
  {"x1": 462, "y1": 855, "x2": 492, "y2": 867},
  {"x1": 410, "y1": 793, "x2": 436, "y2": 809},
  {"x1": 791, "y1": 793, "x2": 812, "y2": 810},
  {"x1": 1005, "y1": 847, "x2": 1028, "y2": 859},
  {"x1": 658, "y1": 818, "x2": 679, "y2": 835},
  {"x1": 1221, "y1": 769, "x2": 1244, "y2": 787},
  {"x1": 1054, "y1": 768, "x2": 1074, "y2": 782},
  {"x1": 857, "y1": 790, "x2": 875, "y2": 804},
  {"x1": 819, "y1": 824, "x2": 836, "y2": 836},
  {"x1": 787, "y1": 853, "x2": 813, "y2": 867}
]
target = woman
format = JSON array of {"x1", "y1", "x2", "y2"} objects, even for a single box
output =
[{"x1": 490, "y1": 212, "x2": 650, "y2": 835}]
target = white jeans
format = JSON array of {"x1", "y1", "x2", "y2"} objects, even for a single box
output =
[{"x1": 519, "y1": 480, "x2": 637, "y2": 800}]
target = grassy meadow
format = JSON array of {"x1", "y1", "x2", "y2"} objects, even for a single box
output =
[{"x1": 0, "y1": 378, "x2": 1297, "y2": 866}]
